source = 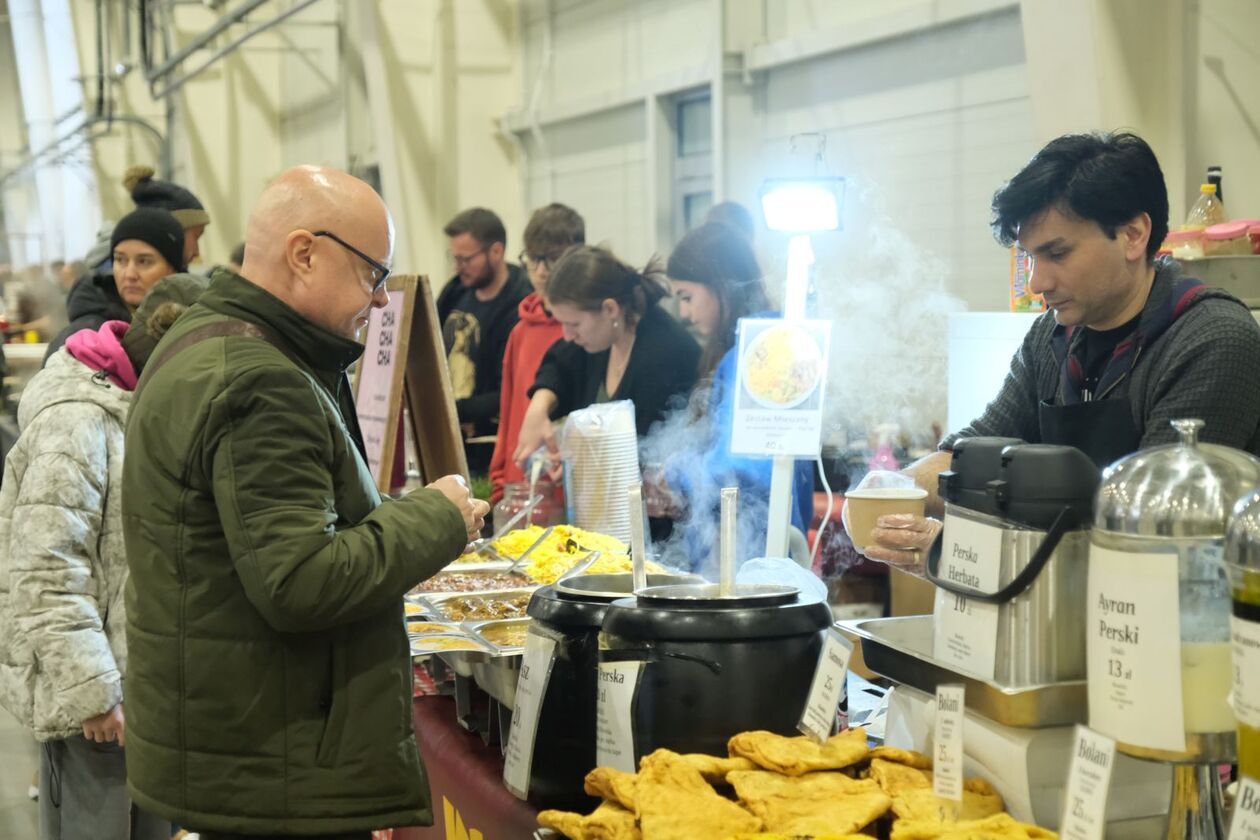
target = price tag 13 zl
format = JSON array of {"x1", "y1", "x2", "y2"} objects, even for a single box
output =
[
  {"x1": 797, "y1": 628, "x2": 852, "y2": 743},
  {"x1": 1059, "y1": 726, "x2": 1116, "y2": 840},
  {"x1": 502, "y1": 630, "x2": 558, "y2": 799},
  {"x1": 1086, "y1": 547, "x2": 1185, "y2": 753},
  {"x1": 933, "y1": 684, "x2": 965, "y2": 803}
]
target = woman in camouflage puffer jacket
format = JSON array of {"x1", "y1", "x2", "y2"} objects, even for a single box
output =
[{"x1": 0, "y1": 275, "x2": 203, "y2": 840}]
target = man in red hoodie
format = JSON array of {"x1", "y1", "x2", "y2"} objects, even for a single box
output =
[{"x1": 489, "y1": 204, "x2": 585, "y2": 503}]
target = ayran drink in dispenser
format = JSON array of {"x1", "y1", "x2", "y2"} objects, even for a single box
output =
[{"x1": 1225, "y1": 490, "x2": 1260, "y2": 782}]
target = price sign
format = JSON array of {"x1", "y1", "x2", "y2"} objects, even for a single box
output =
[
  {"x1": 595, "y1": 661, "x2": 644, "y2": 773},
  {"x1": 798, "y1": 628, "x2": 852, "y2": 742},
  {"x1": 1230, "y1": 778, "x2": 1260, "y2": 840},
  {"x1": 1086, "y1": 546, "x2": 1184, "y2": 753},
  {"x1": 1059, "y1": 726, "x2": 1116, "y2": 840},
  {"x1": 730, "y1": 319, "x2": 833, "y2": 457},
  {"x1": 932, "y1": 513, "x2": 1004, "y2": 679},
  {"x1": 502, "y1": 630, "x2": 558, "y2": 798},
  {"x1": 933, "y1": 684, "x2": 965, "y2": 802}
]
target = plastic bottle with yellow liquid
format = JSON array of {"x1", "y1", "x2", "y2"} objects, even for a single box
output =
[{"x1": 1183, "y1": 183, "x2": 1227, "y2": 231}]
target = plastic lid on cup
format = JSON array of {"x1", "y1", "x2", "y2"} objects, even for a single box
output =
[
  {"x1": 1166, "y1": 230, "x2": 1202, "y2": 243},
  {"x1": 1204, "y1": 221, "x2": 1250, "y2": 241}
]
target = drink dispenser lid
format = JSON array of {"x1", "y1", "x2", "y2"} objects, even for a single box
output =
[
  {"x1": 1095, "y1": 418, "x2": 1260, "y2": 537},
  {"x1": 939, "y1": 437, "x2": 1025, "y2": 515},
  {"x1": 989, "y1": 444, "x2": 1099, "y2": 530}
]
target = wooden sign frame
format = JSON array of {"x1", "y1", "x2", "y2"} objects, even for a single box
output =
[
  {"x1": 354, "y1": 274, "x2": 467, "y2": 492},
  {"x1": 403, "y1": 275, "x2": 469, "y2": 485}
]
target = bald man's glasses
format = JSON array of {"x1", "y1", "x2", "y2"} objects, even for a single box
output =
[{"x1": 314, "y1": 231, "x2": 390, "y2": 293}]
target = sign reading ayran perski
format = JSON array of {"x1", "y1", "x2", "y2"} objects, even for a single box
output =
[{"x1": 731, "y1": 318, "x2": 832, "y2": 458}]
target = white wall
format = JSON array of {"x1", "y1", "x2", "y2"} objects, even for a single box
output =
[
  {"x1": 509, "y1": 0, "x2": 1034, "y2": 312},
  {"x1": 2, "y1": 0, "x2": 524, "y2": 281},
  {"x1": 1192, "y1": 0, "x2": 1260, "y2": 220}
]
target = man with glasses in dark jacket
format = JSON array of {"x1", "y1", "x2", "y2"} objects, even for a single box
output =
[{"x1": 436, "y1": 207, "x2": 530, "y2": 471}]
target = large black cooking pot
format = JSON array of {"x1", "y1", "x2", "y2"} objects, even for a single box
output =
[
  {"x1": 523, "y1": 572, "x2": 700, "y2": 810},
  {"x1": 598, "y1": 590, "x2": 832, "y2": 762}
]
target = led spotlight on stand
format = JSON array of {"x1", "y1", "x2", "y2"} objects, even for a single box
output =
[{"x1": 757, "y1": 177, "x2": 843, "y2": 559}]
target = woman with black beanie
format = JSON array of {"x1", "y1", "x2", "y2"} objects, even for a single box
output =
[{"x1": 46, "y1": 208, "x2": 186, "y2": 359}]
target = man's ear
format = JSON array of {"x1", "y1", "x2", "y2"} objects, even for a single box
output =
[
  {"x1": 1120, "y1": 212, "x2": 1152, "y2": 262},
  {"x1": 286, "y1": 229, "x2": 317, "y2": 284}
]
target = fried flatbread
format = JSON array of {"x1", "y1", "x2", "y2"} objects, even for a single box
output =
[
  {"x1": 681, "y1": 752, "x2": 759, "y2": 782},
  {"x1": 539, "y1": 808, "x2": 587, "y2": 839},
  {"x1": 890, "y1": 812, "x2": 1058, "y2": 839},
  {"x1": 890, "y1": 782, "x2": 1005, "y2": 823},
  {"x1": 582, "y1": 801, "x2": 641, "y2": 840},
  {"x1": 729, "y1": 834, "x2": 875, "y2": 840},
  {"x1": 868, "y1": 745, "x2": 933, "y2": 769},
  {"x1": 584, "y1": 766, "x2": 639, "y2": 810},
  {"x1": 728, "y1": 727, "x2": 870, "y2": 776},
  {"x1": 728, "y1": 769, "x2": 891, "y2": 835},
  {"x1": 538, "y1": 801, "x2": 640, "y2": 840},
  {"x1": 634, "y1": 750, "x2": 761, "y2": 839},
  {"x1": 868, "y1": 757, "x2": 932, "y2": 796}
]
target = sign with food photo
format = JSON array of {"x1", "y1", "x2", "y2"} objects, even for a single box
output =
[{"x1": 731, "y1": 318, "x2": 832, "y2": 457}]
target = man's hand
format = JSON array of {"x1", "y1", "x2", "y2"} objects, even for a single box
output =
[
  {"x1": 428, "y1": 474, "x2": 490, "y2": 542},
  {"x1": 863, "y1": 514, "x2": 943, "y2": 573},
  {"x1": 82, "y1": 703, "x2": 125, "y2": 747}
]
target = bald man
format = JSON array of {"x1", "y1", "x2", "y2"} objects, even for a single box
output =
[{"x1": 120, "y1": 166, "x2": 490, "y2": 839}]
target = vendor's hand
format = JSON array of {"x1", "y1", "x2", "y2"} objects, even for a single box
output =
[
  {"x1": 863, "y1": 514, "x2": 943, "y2": 572},
  {"x1": 428, "y1": 474, "x2": 489, "y2": 542},
  {"x1": 82, "y1": 703, "x2": 125, "y2": 747},
  {"x1": 513, "y1": 407, "x2": 560, "y2": 474}
]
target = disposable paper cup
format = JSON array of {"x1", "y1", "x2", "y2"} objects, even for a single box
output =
[{"x1": 844, "y1": 487, "x2": 928, "y2": 550}]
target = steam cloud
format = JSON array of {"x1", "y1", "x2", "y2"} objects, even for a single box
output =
[{"x1": 640, "y1": 198, "x2": 968, "y2": 578}]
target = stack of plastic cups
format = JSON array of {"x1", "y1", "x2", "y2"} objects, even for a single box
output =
[{"x1": 561, "y1": 400, "x2": 640, "y2": 543}]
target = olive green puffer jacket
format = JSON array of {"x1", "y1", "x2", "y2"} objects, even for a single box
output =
[{"x1": 121, "y1": 269, "x2": 466, "y2": 834}]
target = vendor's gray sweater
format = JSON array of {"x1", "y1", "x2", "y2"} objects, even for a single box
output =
[{"x1": 944, "y1": 258, "x2": 1260, "y2": 454}]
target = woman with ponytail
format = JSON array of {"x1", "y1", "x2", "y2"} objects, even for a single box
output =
[{"x1": 513, "y1": 245, "x2": 700, "y2": 467}]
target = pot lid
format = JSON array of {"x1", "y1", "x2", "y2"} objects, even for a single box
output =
[
  {"x1": 1094, "y1": 419, "x2": 1260, "y2": 538},
  {"x1": 554, "y1": 572, "x2": 704, "y2": 601},
  {"x1": 634, "y1": 582, "x2": 799, "y2": 608}
]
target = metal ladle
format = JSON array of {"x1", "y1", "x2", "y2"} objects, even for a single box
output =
[
  {"x1": 719, "y1": 486, "x2": 738, "y2": 597},
  {"x1": 628, "y1": 483, "x2": 649, "y2": 593}
]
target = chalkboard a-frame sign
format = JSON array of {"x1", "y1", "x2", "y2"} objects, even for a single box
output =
[{"x1": 353, "y1": 274, "x2": 468, "y2": 493}]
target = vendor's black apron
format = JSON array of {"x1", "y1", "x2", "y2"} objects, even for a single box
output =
[{"x1": 1039, "y1": 397, "x2": 1140, "y2": 468}]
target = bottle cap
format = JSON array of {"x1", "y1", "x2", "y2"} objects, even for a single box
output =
[{"x1": 1201, "y1": 184, "x2": 1217, "y2": 194}]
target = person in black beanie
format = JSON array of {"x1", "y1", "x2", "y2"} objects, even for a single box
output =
[
  {"x1": 45, "y1": 209, "x2": 186, "y2": 360},
  {"x1": 123, "y1": 165, "x2": 210, "y2": 266}
]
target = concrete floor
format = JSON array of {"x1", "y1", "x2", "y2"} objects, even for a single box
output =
[{"x1": 0, "y1": 710, "x2": 39, "y2": 839}]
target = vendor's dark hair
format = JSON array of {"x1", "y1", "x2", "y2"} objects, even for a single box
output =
[
  {"x1": 523, "y1": 203, "x2": 585, "y2": 260},
  {"x1": 545, "y1": 245, "x2": 667, "y2": 328},
  {"x1": 443, "y1": 207, "x2": 507, "y2": 247},
  {"x1": 668, "y1": 221, "x2": 770, "y2": 380},
  {"x1": 991, "y1": 131, "x2": 1168, "y2": 261}
]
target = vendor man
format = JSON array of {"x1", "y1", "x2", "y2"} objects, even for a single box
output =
[{"x1": 861, "y1": 130, "x2": 1260, "y2": 569}]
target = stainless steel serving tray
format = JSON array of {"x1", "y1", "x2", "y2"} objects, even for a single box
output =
[
  {"x1": 838, "y1": 616, "x2": 1087, "y2": 728},
  {"x1": 418, "y1": 588, "x2": 538, "y2": 621},
  {"x1": 463, "y1": 618, "x2": 530, "y2": 709},
  {"x1": 409, "y1": 568, "x2": 535, "y2": 597}
]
